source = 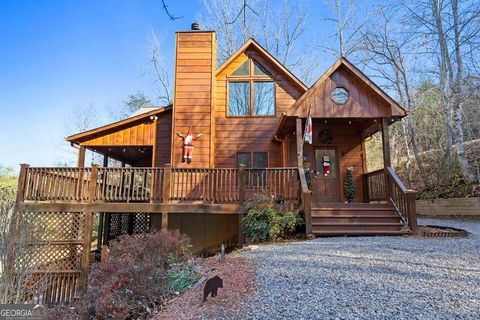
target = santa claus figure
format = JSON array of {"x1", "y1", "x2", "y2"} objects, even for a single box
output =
[
  {"x1": 322, "y1": 155, "x2": 331, "y2": 176},
  {"x1": 176, "y1": 126, "x2": 202, "y2": 164}
]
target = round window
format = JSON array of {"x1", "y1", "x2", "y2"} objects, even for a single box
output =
[{"x1": 331, "y1": 87, "x2": 349, "y2": 104}]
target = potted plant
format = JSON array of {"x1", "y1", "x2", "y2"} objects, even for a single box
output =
[{"x1": 344, "y1": 166, "x2": 356, "y2": 203}]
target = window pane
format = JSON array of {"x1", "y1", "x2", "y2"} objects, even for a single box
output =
[
  {"x1": 237, "y1": 152, "x2": 251, "y2": 168},
  {"x1": 253, "y1": 81, "x2": 274, "y2": 116},
  {"x1": 228, "y1": 82, "x2": 250, "y2": 116},
  {"x1": 253, "y1": 152, "x2": 268, "y2": 168},
  {"x1": 232, "y1": 60, "x2": 249, "y2": 75},
  {"x1": 253, "y1": 60, "x2": 269, "y2": 75}
]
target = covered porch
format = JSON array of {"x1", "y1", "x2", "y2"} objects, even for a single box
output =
[{"x1": 271, "y1": 57, "x2": 418, "y2": 236}]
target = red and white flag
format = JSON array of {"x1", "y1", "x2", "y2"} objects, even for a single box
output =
[{"x1": 305, "y1": 115, "x2": 313, "y2": 144}]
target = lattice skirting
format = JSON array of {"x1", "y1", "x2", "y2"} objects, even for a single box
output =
[
  {"x1": 104, "y1": 212, "x2": 151, "y2": 244},
  {"x1": 11, "y1": 211, "x2": 85, "y2": 304}
]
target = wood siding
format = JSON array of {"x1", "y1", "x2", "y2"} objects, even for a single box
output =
[
  {"x1": 154, "y1": 111, "x2": 172, "y2": 167},
  {"x1": 171, "y1": 31, "x2": 216, "y2": 168},
  {"x1": 289, "y1": 65, "x2": 392, "y2": 118},
  {"x1": 214, "y1": 49, "x2": 304, "y2": 167},
  {"x1": 80, "y1": 121, "x2": 156, "y2": 147}
]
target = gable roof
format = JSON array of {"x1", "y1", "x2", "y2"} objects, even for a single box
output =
[
  {"x1": 286, "y1": 57, "x2": 407, "y2": 117},
  {"x1": 66, "y1": 105, "x2": 171, "y2": 144},
  {"x1": 216, "y1": 38, "x2": 308, "y2": 92}
]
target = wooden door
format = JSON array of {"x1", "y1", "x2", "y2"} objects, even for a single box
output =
[{"x1": 312, "y1": 148, "x2": 340, "y2": 203}]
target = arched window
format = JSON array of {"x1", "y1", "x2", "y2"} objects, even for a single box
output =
[{"x1": 227, "y1": 59, "x2": 275, "y2": 116}]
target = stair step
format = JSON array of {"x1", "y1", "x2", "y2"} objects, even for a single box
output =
[
  {"x1": 312, "y1": 222, "x2": 403, "y2": 232},
  {"x1": 312, "y1": 207, "x2": 395, "y2": 211},
  {"x1": 311, "y1": 230, "x2": 410, "y2": 236},
  {"x1": 311, "y1": 211, "x2": 397, "y2": 217},
  {"x1": 311, "y1": 216, "x2": 400, "y2": 223},
  {"x1": 312, "y1": 203, "x2": 392, "y2": 209}
]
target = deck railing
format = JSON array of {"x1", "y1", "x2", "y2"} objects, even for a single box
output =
[
  {"x1": 364, "y1": 167, "x2": 417, "y2": 233},
  {"x1": 95, "y1": 167, "x2": 164, "y2": 202},
  {"x1": 20, "y1": 165, "x2": 300, "y2": 206},
  {"x1": 364, "y1": 169, "x2": 387, "y2": 201},
  {"x1": 23, "y1": 167, "x2": 92, "y2": 201}
]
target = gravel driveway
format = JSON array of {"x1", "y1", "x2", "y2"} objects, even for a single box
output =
[{"x1": 234, "y1": 218, "x2": 480, "y2": 320}]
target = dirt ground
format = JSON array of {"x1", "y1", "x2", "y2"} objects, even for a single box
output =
[{"x1": 153, "y1": 255, "x2": 256, "y2": 320}]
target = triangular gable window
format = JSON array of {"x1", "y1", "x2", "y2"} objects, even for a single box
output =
[
  {"x1": 253, "y1": 60, "x2": 269, "y2": 75},
  {"x1": 231, "y1": 58, "x2": 270, "y2": 77},
  {"x1": 232, "y1": 60, "x2": 250, "y2": 75}
]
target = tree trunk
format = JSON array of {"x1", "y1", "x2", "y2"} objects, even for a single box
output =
[
  {"x1": 450, "y1": 0, "x2": 475, "y2": 183},
  {"x1": 431, "y1": 0, "x2": 453, "y2": 179}
]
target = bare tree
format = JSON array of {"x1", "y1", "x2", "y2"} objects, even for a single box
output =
[
  {"x1": 407, "y1": 0, "x2": 479, "y2": 183},
  {"x1": 450, "y1": 0, "x2": 478, "y2": 182},
  {"x1": 198, "y1": 0, "x2": 316, "y2": 84},
  {"x1": 148, "y1": 31, "x2": 172, "y2": 105},
  {"x1": 361, "y1": 7, "x2": 425, "y2": 182},
  {"x1": 318, "y1": 0, "x2": 368, "y2": 58}
]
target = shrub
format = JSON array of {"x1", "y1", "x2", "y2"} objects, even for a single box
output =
[
  {"x1": 109, "y1": 229, "x2": 191, "y2": 269},
  {"x1": 48, "y1": 230, "x2": 197, "y2": 320},
  {"x1": 244, "y1": 192, "x2": 272, "y2": 212},
  {"x1": 242, "y1": 207, "x2": 304, "y2": 243}
]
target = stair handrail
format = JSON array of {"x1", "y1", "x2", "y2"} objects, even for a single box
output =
[{"x1": 385, "y1": 166, "x2": 418, "y2": 234}]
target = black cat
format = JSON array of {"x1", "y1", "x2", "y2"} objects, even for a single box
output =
[{"x1": 203, "y1": 275, "x2": 223, "y2": 302}]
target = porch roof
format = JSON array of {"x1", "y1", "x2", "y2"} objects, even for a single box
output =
[
  {"x1": 285, "y1": 57, "x2": 408, "y2": 119},
  {"x1": 66, "y1": 105, "x2": 171, "y2": 145},
  {"x1": 272, "y1": 57, "x2": 408, "y2": 140},
  {"x1": 272, "y1": 114, "x2": 386, "y2": 140}
]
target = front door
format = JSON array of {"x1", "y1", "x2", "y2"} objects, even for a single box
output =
[{"x1": 312, "y1": 148, "x2": 340, "y2": 203}]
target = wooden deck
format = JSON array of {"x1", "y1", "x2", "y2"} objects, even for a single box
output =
[{"x1": 11, "y1": 164, "x2": 417, "y2": 304}]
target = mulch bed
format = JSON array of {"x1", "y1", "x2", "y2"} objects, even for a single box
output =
[
  {"x1": 419, "y1": 225, "x2": 470, "y2": 238},
  {"x1": 153, "y1": 255, "x2": 256, "y2": 320}
]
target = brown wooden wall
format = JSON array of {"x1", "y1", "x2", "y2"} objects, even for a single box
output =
[
  {"x1": 171, "y1": 31, "x2": 216, "y2": 168},
  {"x1": 154, "y1": 111, "x2": 172, "y2": 167},
  {"x1": 288, "y1": 119, "x2": 366, "y2": 202},
  {"x1": 214, "y1": 49, "x2": 304, "y2": 167},
  {"x1": 289, "y1": 65, "x2": 392, "y2": 118}
]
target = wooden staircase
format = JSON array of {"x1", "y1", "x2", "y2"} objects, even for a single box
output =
[{"x1": 311, "y1": 203, "x2": 410, "y2": 236}]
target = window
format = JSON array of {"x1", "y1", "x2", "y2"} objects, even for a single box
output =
[
  {"x1": 236, "y1": 152, "x2": 268, "y2": 168},
  {"x1": 232, "y1": 60, "x2": 249, "y2": 75},
  {"x1": 237, "y1": 152, "x2": 268, "y2": 185},
  {"x1": 237, "y1": 152, "x2": 252, "y2": 168},
  {"x1": 228, "y1": 82, "x2": 250, "y2": 116},
  {"x1": 254, "y1": 81, "x2": 274, "y2": 115},
  {"x1": 227, "y1": 59, "x2": 275, "y2": 116},
  {"x1": 331, "y1": 87, "x2": 349, "y2": 104}
]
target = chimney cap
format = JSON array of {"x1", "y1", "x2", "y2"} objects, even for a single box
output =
[{"x1": 191, "y1": 22, "x2": 201, "y2": 31}]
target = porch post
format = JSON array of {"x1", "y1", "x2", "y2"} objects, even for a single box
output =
[
  {"x1": 102, "y1": 155, "x2": 108, "y2": 167},
  {"x1": 296, "y1": 118, "x2": 303, "y2": 168},
  {"x1": 381, "y1": 118, "x2": 391, "y2": 168},
  {"x1": 381, "y1": 118, "x2": 392, "y2": 201},
  {"x1": 160, "y1": 164, "x2": 172, "y2": 230},
  {"x1": 79, "y1": 164, "x2": 98, "y2": 291},
  {"x1": 238, "y1": 164, "x2": 246, "y2": 248},
  {"x1": 77, "y1": 146, "x2": 86, "y2": 168}
]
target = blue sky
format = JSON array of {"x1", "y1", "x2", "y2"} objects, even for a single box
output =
[{"x1": 0, "y1": 0, "x2": 375, "y2": 169}]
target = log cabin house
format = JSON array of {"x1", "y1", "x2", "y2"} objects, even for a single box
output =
[{"x1": 14, "y1": 25, "x2": 417, "y2": 303}]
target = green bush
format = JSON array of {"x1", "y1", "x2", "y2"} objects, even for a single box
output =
[{"x1": 242, "y1": 207, "x2": 304, "y2": 243}]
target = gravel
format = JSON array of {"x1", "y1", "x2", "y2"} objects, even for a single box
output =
[{"x1": 231, "y1": 218, "x2": 480, "y2": 320}]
